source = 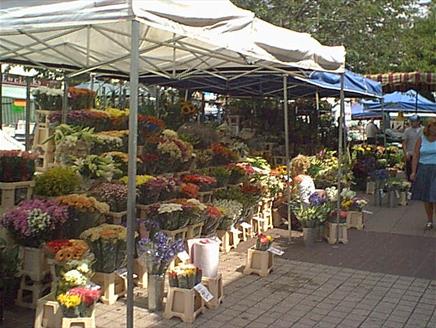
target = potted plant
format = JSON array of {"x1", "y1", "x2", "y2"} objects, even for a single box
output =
[
  {"x1": 89, "y1": 182, "x2": 128, "y2": 213},
  {"x1": 137, "y1": 232, "x2": 185, "y2": 311},
  {"x1": 34, "y1": 166, "x2": 81, "y2": 197},
  {"x1": 213, "y1": 199, "x2": 242, "y2": 231},
  {"x1": 146, "y1": 203, "x2": 188, "y2": 231},
  {"x1": 0, "y1": 150, "x2": 37, "y2": 183},
  {"x1": 1, "y1": 199, "x2": 68, "y2": 282},
  {"x1": 181, "y1": 174, "x2": 217, "y2": 192}
]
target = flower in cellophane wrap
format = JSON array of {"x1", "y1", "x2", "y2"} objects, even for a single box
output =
[
  {"x1": 80, "y1": 224, "x2": 130, "y2": 273},
  {"x1": 169, "y1": 264, "x2": 200, "y2": 289},
  {"x1": 146, "y1": 203, "x2": 188, "y2": 231},
  {"x1": 137, "y1": 232, "x2": 185, "y2": 276},
  {"x1": 213, "y1": 199, "x2": 243, "y2": 231},
  {"x1": 56, "y1": 194, "x2": 109, "y2": 239},
  {"x1": 173, "y1": 199, "x2": 207, "y2": 225},
  {"x1": 200, "y1": 205, "x2": 223, "y2": 237},
  {"x1": 57, "y1": 286, "x2": 100, "y2": 318},
  {"x1": 255, "y1": 233, "x2": 273, "y2": 251}
]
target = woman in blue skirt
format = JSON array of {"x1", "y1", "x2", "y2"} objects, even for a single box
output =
[{"x1": 411, "y1": 118, "x2": 436, "y2": 230}]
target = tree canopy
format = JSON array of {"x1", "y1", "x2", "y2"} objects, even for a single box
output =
[{"x1": 233, "y1": 0, "x2": 435, "y2": 74}]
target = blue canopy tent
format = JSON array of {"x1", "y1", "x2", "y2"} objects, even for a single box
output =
[
  {"x1": 361, "y1": 89, "x2": 436, "y2": 113},
  {"x1": 139, "y1": 69, "x2": 382, "y2": 98},
  {"x1": 351, "y1": 103, "x2": 383, "y2": 120}
]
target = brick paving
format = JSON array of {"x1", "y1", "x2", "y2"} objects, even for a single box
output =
[{"x1": 2, "y1": 200, "x2": 436, "y2": 328}]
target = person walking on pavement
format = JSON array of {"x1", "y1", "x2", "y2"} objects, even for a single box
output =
[
  {"x1": 403, "y1": 115, "x2": 423, "y2": 181},
  {"x1": 365, "y1": 119, "x2": 378, "y2": 145},
  {"x1": 411, "y1": 118, "x2": 436, "y2": 230}
]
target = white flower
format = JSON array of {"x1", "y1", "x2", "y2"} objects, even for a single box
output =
[
  {"x1": 158, "y1": 203, "x2": 183, "y2": 214},
  {"x1": 162, "y1": 129, "x2": 178, "y2": 139},
  {"x1": 325, "y1": 187, "x2": 338, "y2": 202},
  {"x1": 77, "y1": 263, "x2": 89, "y2": 274},
  {"x1": 340, "y1": 188, "x2": 356, "y2": 200},
  {"x1": 187, "y1": 199, "x2": 207, "y2": 211}
]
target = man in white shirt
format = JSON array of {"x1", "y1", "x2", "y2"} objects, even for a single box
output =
[
  {"x1": 365, "y1": 119, "x2": 378, "y2": 144},
  {"x1": 402, "y1": 115, "x2": 423, "y2": 181}
]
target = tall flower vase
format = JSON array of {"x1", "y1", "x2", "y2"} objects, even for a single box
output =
[
  {"x1": 148, "y1": 274, "x2": 165, "y2": 312},
  {"x1": 302, "y1": 227, "x2": 316, "y2": 246}
]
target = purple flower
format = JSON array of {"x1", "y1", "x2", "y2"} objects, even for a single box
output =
[{"x1": 309, "y1": 192, "x2": 326, "y2": 206}]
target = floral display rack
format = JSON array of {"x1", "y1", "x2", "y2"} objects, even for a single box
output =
[
  {"x1": 34, "y1": 293, "x2": 62, "y2": 328},
  {"x1": 0, "y1": 180, "x2": 35, "y2": 215},
  {"x1": 202, "y1": 273, "x2": 224, "y2": 309},
  {"x1": 161, "y1": 227, "x2": 189, "y2": 241},
  {"x1": 133, "y1": 258, "x2": 148, "y2": 288},
  {"x1": 324, "y1": 222, "x2": 348, "y2": 245},
  {"x1": 106, "y1": 211, "x2": 127, "y2": 225},
  {"x1": 243, "y1": 248, "x2": 274, "y2": 277},
  {"x1": 186, "y1": 222, "x2": 204, "y2": 239},
  {"x1": 163, "y1": 287, "x2": 205, "y2": 323},
  {"x1": 91, "y1": 272, "x2": 127, "y2": 305},
  {"x1": 216, "y1": 229, "x2": 241, "y2": 253},
  {"x1": 346, "y1": 211, "x2": 364, "y2": 230},
  {"x1": 61, "y1": 310, "x2": 96, "y2": 328}
]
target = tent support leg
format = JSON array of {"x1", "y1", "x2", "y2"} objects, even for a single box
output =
[
  {"x1": 62, "y1": 73, "x2": 68, "y2": 124},
  {"x1": 0, "y1": 63, "x2": 2, "y2": 129},
  {"x1": 283, "y1": 75, "x2": 292, "y2": 243},
  {"x1": 126, "y1": 19, "x2": 139, "y2": 328},
  {"x1": 335, "y1": 73, "x2": 345, "y2": 246}
]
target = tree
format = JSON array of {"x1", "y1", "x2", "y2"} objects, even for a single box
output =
[{"x1": 232, "y1": 0, "x2": 423, "y2": 73}]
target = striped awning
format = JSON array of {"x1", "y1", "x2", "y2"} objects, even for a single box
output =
[{"x1": 366, "y1": 72, "x2": 436, "y2": 93}]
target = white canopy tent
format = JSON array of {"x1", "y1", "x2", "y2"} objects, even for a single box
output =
[{"x1": 0, "y1": 1, "x2": 347, "y2": 325}]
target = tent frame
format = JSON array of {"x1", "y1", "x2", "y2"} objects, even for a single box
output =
[{"x1": 0, "y1": 16, "x2": 347, "y2": 328}]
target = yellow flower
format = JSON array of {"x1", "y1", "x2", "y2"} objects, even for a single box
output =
[{"x1": 57, "y1": 293, "x2": 82, "y2": 308}]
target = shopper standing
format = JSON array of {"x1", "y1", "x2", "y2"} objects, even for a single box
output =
[
  {"x1": 403, "y1": 115, "x2": 423, "y2": 181},
  {"x1": 411, "y1": 118, "x2": 436, "y2": 230},
  {"x1": 365, "y1": 119, "x2": 378, "y2": 145}
]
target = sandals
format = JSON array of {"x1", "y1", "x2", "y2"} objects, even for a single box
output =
[{"x1": 425, "y1": 222, "x2": 434, "y2": 231}]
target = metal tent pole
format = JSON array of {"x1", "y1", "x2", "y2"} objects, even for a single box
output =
[
  {"x1": 415, "y1": 89, "x2": 418, "y2": 114},
  {"x1": 126, "y1": 19, "x2": 139, "y2": 328},
  {"x1": 381, "y1": 97, "x2": 386, "y2": 146},
  {"x1": 62, "y1": 74, "x2": 68, "y2": 124},
  {"x1": 25, "y1": 77, "x2": 31, "y2": 150},
  {"x1": 0, "y1": 63, "x2": 3, "y2": 129},
  {"x1": 283, "y1": 75, "x2": 292, "y2": 243},
  {"x1": 90, "y1": 73, "x2": 95, "y2": 108},
  {"x1": 335, "y1": 73, "x2": 345, "y2": 245}
]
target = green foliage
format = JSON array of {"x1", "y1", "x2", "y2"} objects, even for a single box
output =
[
  {"x1": 34, "y1": 166, "x2": 81, "y2": 197},
  {"x1": 0, "y1": 238, "x2": 21, "y2": 280},
  {"x1": 233, "y1": 0, "x2": 430, "y2": 73},
  {"x1": 73, "y1": 155, "x2": 121, "y2": 181}
]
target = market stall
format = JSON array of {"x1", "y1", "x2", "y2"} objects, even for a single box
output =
[{"x1": 0, "y1": 1, "x2": 350, "y2": 326}]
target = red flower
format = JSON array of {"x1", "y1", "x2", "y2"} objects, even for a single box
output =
[
  {"x1": 180, "y1": 183, "x2": 199, "y2": 198},
  {"x1": 206, "y1": 205, "x2": 222, "y2": 219}
]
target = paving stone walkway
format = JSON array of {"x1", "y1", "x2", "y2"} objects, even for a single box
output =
[{"x1": 2, "y1": 200, "x2": 435, "y2": 328}]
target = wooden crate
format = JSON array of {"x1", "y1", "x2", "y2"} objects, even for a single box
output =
[
  {"x1": 186, "y1": 223, "x2": 204, "y2": 239},
  {"x1": 19, "y1": 246, "x2": 49, "y2": 282},
  {"x1": 198, "y1": 191, "x2": 213, "y2": 203},
  {"x1": 239, "y1": 222, "x2": 253, "y2": 241},
  {"x1": 35, "y1": 151, "x2": 55, "y2": 172},
  {"x1": 202, "y1": 273, "x2": 223, "y2": 309},
  {"x1": 243, "y1": 248, "x2": 273, "y2": 277},
  {"x1": 217, "y1": 229, "x2": 241, "y2": 253},
  {"x1": 16, "y1": 275, "x2": 51, "y2": 309},
  {"x1": 92, "y1": 272, "x2": 127, "y2": 305},
  {"x1": 0, "y1": 180, "x2": 35, "y2": 214},
  {"x1": 324, "y1": 222, "x2": 348, "y2": 245},
  {"x1": 161, "y1": 227, "x2": 188, "y2": 241},
  {"x1": 33, "y1": 127, "x2": 55, "y2": 152},
  {"x1": 61, "y1": 311, "x2": 96, "y2": 328},
  {"x1": 163, "y1": 287, "x2": 205, "y2": 323},
  {"x1": 34, "y1": 293, "x2": 62, "y2": 328},
  {"x1": 133, "y1": 259, "x2": 147, "y2": 288},
  {"x1": 346, "y1": 211, "x2": 364, "y2": 230},
  {"x1": 106, "y1": 211, "x2": 127, "y2": 225}
]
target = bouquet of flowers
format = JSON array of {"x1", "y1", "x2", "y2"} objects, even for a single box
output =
[
  {"x1": 0, "y1": 150, "x2": 37, "y2": 182},
  {"x1": 89, "y1": 183, "x2": 128, "y2": 212},
  {"x1": 181, "y1": 174, "x2": 217, "y2": 191},
  {"x1": 291, "y1": 193, "x2": 332, "y2": 228},
  {"x1": 138, "y1": 115, "x2": 165, "y2": 144},
  {"x1": 177, "y1": 198, "x2": 207, "y2": 225},
  {"x1": 168, "y1": 264, "x2": 202, "y2": 289},
  {"x1": 179, "y1": 183, "x2": 199, "y2": 199},
  {"x1": 45, "y1": 239, "x2": 89, "y2": 262},
  {"x1": 106, "y1": 108, "x2": 129, "y2": 130},
  {"x1": 57, "y1": 194, "x2": 109, "y2": 238},
  {"x1": 255, "y1": 233, "x2": 273, "y2": 251},
  {"x1": 210, "y1": 143, "x2": 238, "y2": 165},
  {"x1": 32, "y1": 86, "x2": 63, "y2": 111},
  {"x1": 206, "y1": 167, "x2": 231, "y2": 187},
  {"x1": 341, "y1": 198, "x2": 368, "y2": 212},
  {"x1": 146, "y1": 203, "x2": 188, "y2": 231},
  {"x1": 137, "y1": 232, "x2": 185, "y2": 276},
  {"x1": 80, "y1": 224, "x2": 129, "y2": 273},
  {"x1": 213, "y1": 199, "x2": 243, "y2": 231},
  {"x1": 58, "y1": 287, "x2": 100, "y2": 318},
  {"x1": 91, "y1": 134, "x2": 124, "y2": 154},
  {"x1": 56, "y1": 256, "x2": 94, "y2": 294},
  {"x1": 200, "y1": 205, "x2": 223, "y2": 237},
  {"x1": 227, "y1": 162, "x2": 254, "y2": 184},
  {"x1": 1, "y1": 199, "x2": 68, "y2": 247},
  {"x1": 370, "y1": 169, "x2": 389, "y2": 182},
  {"x1": 73, "y1": 154, "x2": 121, "y2": 182},
  {"x1": 34, "y1": 166, "x2": 81, "y2": 197},
  {"x1": 156, "y1": 130, "x2": 194, "y2": 172},
  {"x1": 68, "y1": 87, "x2": 95, "y2": 110}
]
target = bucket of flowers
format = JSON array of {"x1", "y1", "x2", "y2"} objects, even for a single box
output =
[
  {"x1": 244, "y1": 233, "x2": 274, "y2": 277},
  {"x1": 200, "y1": 205, "x2": 223, "y2": 237},
  {"x1": 137, "y1": 232, "x2": 185, "y2": 311},
  {"x1": 255, "y1": 233, "x2": 273, "y2": 251},
  {"x1": 146, "y1": 203, "x2": 189, "y2": 231},
  {"x1": 173, "y1": 199, "x2": 207, "y2": 226},
  {"x1": 57, "y1": 287, "x2": 100, "y2": 318},
  {"x1": 56, "y1": 194, "x2": 109, "y2": 238},
  {"x1": 181, "y1": 174, "x2": 217, "y2": 192},
  {"x1": 210, "y1": 143, "x2": 238, "y2": 166},
  {"x1": 213, "y1": 199, "x2": 243, "y2": 231}
]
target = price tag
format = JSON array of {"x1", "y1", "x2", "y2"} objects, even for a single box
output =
[
  {"x1": 240, "y1": 222, "x2": 252, "y2": 229},
  {"x1": 362, "y1": 210, "x2": 373, "y2": 215},
  {"x1": 194, "y1": 283, "x2": 214, "y2": 302},
  {"x1": 177, "y1": 251, "x2": 190, "y2": 262},
  {"x1": 268, "y1": 247, "x2": 284, "y2": 256}
]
